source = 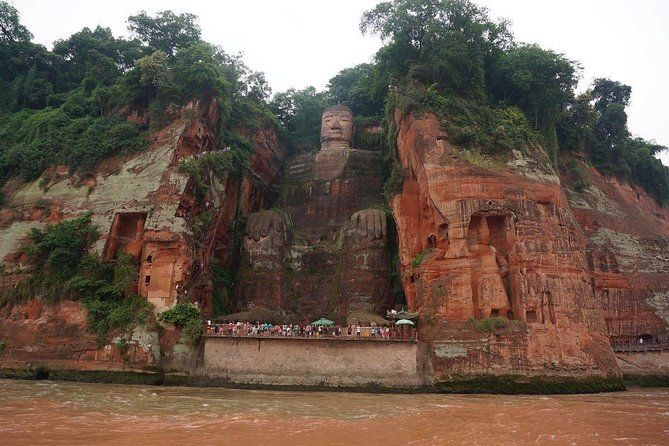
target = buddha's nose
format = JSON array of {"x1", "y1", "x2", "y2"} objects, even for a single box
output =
[{"x1": 331, "y1": 118, "x2": 342, "y2": 130}]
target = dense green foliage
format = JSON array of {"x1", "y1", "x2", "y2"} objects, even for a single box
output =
[
  {"x1": 359, "y1": 0, "x2": 573, "y2": 164},
  {"x1": 181, "y1": 318, "x2": 204, "y2": 347},
  {"x1": 158, "y1": 300, "x2": 206, "y2": 347},
  {"x1": 127, "y1": 11, "x2": 201, "y2": 57},
  {"x1": 557, "y1": 79, "x2": 669, "y2": 204},
  {"x1": 0, "y1": 214, "x2": 152, "y2": 344},
  {"x1": 0, "y1": 107, "x2": 146, "y2": 183},
  {"x1": 158, "y1": 302, "x2": 201, "y2": 327},
  {"x1": 467, "y1": 316, "x2": 509, "y2": 333},
  {"x1": 358, "y1": 0, "x2": 668, "y2": 204},
  {"x1": 21, "y1": 214, "x2": 100, "y2": 293},
  {"x1": 0, "y1": 2, "x2": 276, "y2": 188},
  {"x1": 326, "y1": 64, "x2": 387, "y2": 117},
  {"x1": 270, "y1": 87, "x2": 328, "y2": 151}
]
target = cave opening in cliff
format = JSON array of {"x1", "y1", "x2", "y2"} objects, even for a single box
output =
[{"x1": 104, "y1": 212, "x2": 148, "y2": 262}]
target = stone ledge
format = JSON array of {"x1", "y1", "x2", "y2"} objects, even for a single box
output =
[
  {"x1": 0, "y1": 367, "x2": 632, "y2": 394},
  {"x1": 622, "y1": 373, "x2": 669, "y2": 387},
  {"x1": 434, "y1": 374, "x2": 626, "y2": 394}
]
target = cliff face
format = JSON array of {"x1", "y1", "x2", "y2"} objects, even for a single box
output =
[
  {"x1": 235, "y1": 122, "x2": 393, "y2": 322},
  {"x1": 1, "y1": 99, "x2": 664, "y2": 386},
  {"x1": 562, "y1": 163, "x2": 669, "y2": 340},
  {"x1": 0, "y1": 99, "x2": 286, "y2": 372},
  {"x1": 390, "y1": 112, "x2": 620, "y2": 380},
  {"x1": 0, "y1": 299, "x2": 159, "y2": 372}
]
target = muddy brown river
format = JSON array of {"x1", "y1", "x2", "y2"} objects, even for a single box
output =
[{"x1": 0, "y1": 379, "x2": 667, "y2": 445}]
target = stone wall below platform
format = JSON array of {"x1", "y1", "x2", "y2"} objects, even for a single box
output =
[
  {"x1": 201, "y1": 336, "x2": 430, "y2": 388},
  {"x1": 616, "y1": 351, "x2": 669, "y2": 377}
]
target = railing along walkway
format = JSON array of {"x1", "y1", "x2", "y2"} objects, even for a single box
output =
[
  {"x1": 611, "y1": 341, "x2": 669, "y2": 353},
  {"x1": 204, "y1": 332, "x2": 417, "y2": 343}
]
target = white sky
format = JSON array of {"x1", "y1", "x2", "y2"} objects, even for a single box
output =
[{"x1": 10, "y1": 0, "x2": 669, "y2": 165}]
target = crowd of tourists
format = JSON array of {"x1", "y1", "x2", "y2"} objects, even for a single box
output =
[{"x1": 205, "y1": 321, "x2": 416, "y2": 340}]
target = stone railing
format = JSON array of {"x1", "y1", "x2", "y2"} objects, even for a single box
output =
[
  {"x1": 205, "y1": 328, "x2": 417, "y2": 342},
  {"x1": 611, "y1": 340, "x2": 669, "y2": 353}
]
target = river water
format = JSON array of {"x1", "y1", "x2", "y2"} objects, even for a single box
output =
[{"x1": 0, "y1": 379, "x2": 667, "y2": 446}]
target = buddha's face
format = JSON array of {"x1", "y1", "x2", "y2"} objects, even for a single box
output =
[{"x1": 320, "y1": 107, "x2": 353, "y2": 149}]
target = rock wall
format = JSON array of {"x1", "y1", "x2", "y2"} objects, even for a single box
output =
[
  {"x1": 0, "y1": 99, "x2": 286, "y2": 372},
  {"x1": 0, "y1": 299, "x2": 159, "y2": 372},
  {"x1": 1, "y1": 96, "x2": 664, "y2": 390},
  {"x1": 615, "y1": 351, "x2": 669, "y2": 376},
  {"x1": 562, "y1": 164, "x2": 669, "y2": 341},
  {"x1": 390, "y1": 112, "x2": 620, "y2": 381}
]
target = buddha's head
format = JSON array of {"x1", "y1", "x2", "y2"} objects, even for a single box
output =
[{"x1": 320, "y1": 105, "x2": 353, "y2": 149}]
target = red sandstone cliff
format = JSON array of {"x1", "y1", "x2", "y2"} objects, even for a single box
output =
[
  {"x1": 390, "y1": 112, "x2": 620, "y2": 380},
  {"x1": 562, "y1": 161, "x2": 669, "y2": 342},
  {"x1": 1, "y1": 98, "x2": 664, "y2": 387},
  {"x1": 0, "y1": 99, "x2": 286, "y2": 373}
]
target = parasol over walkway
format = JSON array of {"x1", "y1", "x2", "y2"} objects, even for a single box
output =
[
  {"x1": 312, "y1": 318, "x2": 335, "y2": 326},
  {"x1": 387, "y1": 309, "x2": 419, "y2": 321},
  {"x1": 395, "y1": 319, "x2": 415, "y2": 326}
]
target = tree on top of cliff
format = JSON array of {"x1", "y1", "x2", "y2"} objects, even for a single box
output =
[
  {"x1": 0, "y1": 3, "x2": 277, "y2": 190},
  {"x1": 270, "y1": 87, "x2": 328, "y2": 151},
  {"x1": 488, "y1": 44, "x2": 578, "y2": 131},
  {"x1": 353, "y1": 0, "x2": 667, "y2": 204},
  {"x1": 591, "y1": 78, "x2": 632, "y2": 112},
  {"x1": 326, "y1": 64, "x2": 387, "y2": 117},
  {"x1": 52, "y1": 26, "x2": 145, "y2": 88},
  {"x1": 0, "y1": 2, "x2": 31, "y2": 43},
  {"x1": 358, "y1": 0, "x2": 578, "y2": 163},
  {"x1": 361, "y1": 0, "x2": 512, "y2": 100},
  {"x1": 560, "y1": 77, "x2": 669, "y2": 205},
  {"x1": 127, "y1": 10, "x2": 201, "y2": 57}
]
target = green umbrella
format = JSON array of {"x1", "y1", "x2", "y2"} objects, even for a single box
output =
[
  {"x1": 395, "y1": 319, "x2": 415, "y2": 326},
  {"x1": 312, "y1": 318, "x2": 335, "y2": 326}
]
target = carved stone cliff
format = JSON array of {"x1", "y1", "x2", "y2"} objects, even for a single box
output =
[
  {"x1": 236, "y1": 106, "x2": 393, "y2": 321},
  {"x1": 0, "y1": 99, "x2": 286, "y2": 372},
  {"x1": 390, "y1": 112, "x2": 621, "y2": 381},
  {"x1": 562, "y1": 160, "x2": 669, "y2": 362}
]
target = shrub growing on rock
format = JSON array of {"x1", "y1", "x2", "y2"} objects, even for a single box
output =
[
  {"x1": 158, "y1": 302, "x2": 201, "y2": 327},
  {"x1": 467, "y1": 316, "x2": 510, "y2": 333}
]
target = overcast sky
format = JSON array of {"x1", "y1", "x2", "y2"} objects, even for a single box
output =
[{"x1": 11, "y1": 0, "x2": 669, "y2": 165}]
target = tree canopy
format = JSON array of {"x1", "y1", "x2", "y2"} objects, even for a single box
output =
[
  {"x1": 127, "y1": 10, "x2": 201, "y2": 57},
  {"x1": 0, "y1": 0, "x2": 666, "y2": 206},
  {"x1": 0, "y1": 4, "x2": 277, "y2": 188}
]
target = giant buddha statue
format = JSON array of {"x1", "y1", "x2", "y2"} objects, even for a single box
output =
[{"x1": 236, "y1": 105, "x2": 393, "y2": 322}]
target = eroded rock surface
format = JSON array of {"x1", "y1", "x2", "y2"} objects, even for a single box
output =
[
  {"x1": 391, "y1": 112, "x2": 620, "y2": 380},
  {"x1": 564, "y1": 166, "x2": 669, "y2": 340},
  {"x1": 0, "y1": 99, "x2": 286, "y2": 370}
]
